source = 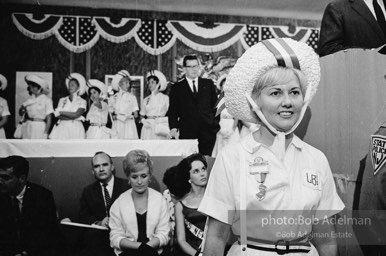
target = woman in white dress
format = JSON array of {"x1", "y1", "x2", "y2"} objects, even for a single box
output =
[
  {"x1": 49, "y1": 73, "x2": 87, "y2": 139},
  {"x1": 85, "y1": 79, "x2": 112, "y2": 139},
  {"x1": 109, "y1": 70, "x2": 139, "y2": 139},
  {"x1": 199, "y1": 38, "x2": 345, "y2": 256},
  {"x1": 212, "y1": 75, "x2": 240, "y2": 157},
  {"x1": 19, "y1": 74, "x2": 53, "y2": 139},
  {"x1": 140, "y1": 70, "x2": 169, "y2": 140},
  {"x1": 0, "y1": 74, "x2": 10, "y2": 139}
]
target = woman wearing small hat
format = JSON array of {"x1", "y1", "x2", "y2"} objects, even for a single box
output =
[
  {"x1": 49, "y1": 73, "x2": 87, "y2": 139},
  {"x1": 19, "y1": 74, "x2": 54, "y2": 139},
  {"x1": 198, "y1": 38, "x2": 345, "y2": 256},
  {"x1": 85, "y1": 79, "x2": 111, "y2": 139},
  {"x1": 0, "y1": 74, "x2": 10, "y2": 139},
  {"x1": 108, "y1": 70, "x2": 139, "y2": 139},
  {"x1": 139, "y1": 70, "x2": 170, "y2": 140}
]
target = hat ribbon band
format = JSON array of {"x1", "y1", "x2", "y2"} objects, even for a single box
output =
[{"x1": 262, "y1": 38, "x2": 300, "y2": 70}]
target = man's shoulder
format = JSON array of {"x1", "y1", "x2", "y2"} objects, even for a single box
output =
[
  {"x1": 115, "y1": 177, "x2": 129, "y2": 187},
  {"x1": 82, "y1": 181, "x2": 100, "y2": 193}
]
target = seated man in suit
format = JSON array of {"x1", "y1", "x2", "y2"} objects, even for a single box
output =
[
  {"x1": 0, "y1": 155, "x2": 63, "y2": 256},
  {"x1": 168, "y1": 54, "x2": 220, "y2": 156},
  {"x1": 79, "y1": 151, "x2": 130, "y2": 256}
]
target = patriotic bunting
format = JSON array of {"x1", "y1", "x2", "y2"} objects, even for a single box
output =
[
  {"x1": 167, "y1": 21, "x2": 247, "y2": 52},
  {"x1": 12, "y1": 13, "x2": 320, "y2": 54}
]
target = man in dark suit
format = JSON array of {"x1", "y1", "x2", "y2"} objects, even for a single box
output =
[
  {"x1": 168, "y1": 54, "x2": 220, "y2": 155},
  {"x1": 0, "y1": 155, "x2": 63, "y2": 256},
  {"x1": 318, "y1": 0, "x2": 386, "y2": 57},
  {"x1": 79, "y1": 151, "x2": 129, "y2": 256}
]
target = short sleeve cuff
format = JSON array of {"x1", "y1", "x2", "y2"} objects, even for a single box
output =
[{"x1": 198, "y1": 195, "x2": 234, "y2": 225}]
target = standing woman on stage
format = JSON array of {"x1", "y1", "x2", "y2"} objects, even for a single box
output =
[
  {"x1": 174, "y1": 153, "x2": 208, "y2": 256},
  {"x1": 140, "y1": 70, "x2": 169, "y2": 140},
  {"x1": 108, "y1": 70, "x2": 139, "y2": 139},
  {"x1": 109, "y1": 150, "x2": 170, "y2": 256},
  {"x1": 86, "y1": 79, "x2": 111, "y2": 139},
  {"x1": 19, "y1": 74, "x2": 53, "y2": 139},
  {"x1": 0, "y1": 74, "x2": 10, "y2": 139},
  {"x1": 49, "y1": 73, "x2": 87, "y2": 139}
]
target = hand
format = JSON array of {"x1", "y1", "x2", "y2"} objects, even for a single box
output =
[
  {"x1": 169, "y1": 128, "x2": 178, "y2": 139},
  {"x1": 96, "y1": 217, "x2": 109, "y2": 227},
  {"x1": 137, "y1": 243, "x2": 159, "y2": 256}
]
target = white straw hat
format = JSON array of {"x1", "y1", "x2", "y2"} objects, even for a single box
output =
[
  {"x1": 224, "y1": 38, "x2": 320, "y2": 124},
  {"x1": 146, "y1": 70, "x2": 168, "y2": 92},
  {"x1": 25, "y1": 74, "x2": 49, "y2": 94},
  {"x1": 111, "y1": 70, "x2": 130, "y2": 91},
  {"x1": 0, "y1": 74, "x2": 7, "y2": 91},
  {"x1": 87, "y1": 79, "x2": 108, "y2": 99},
  {"x1": 65, "y1": 73, "x2": 87, "y2": 96}
]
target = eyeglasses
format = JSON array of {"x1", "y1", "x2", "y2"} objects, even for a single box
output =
[{"x1": 185, "y1": 65, "x2": 199, "y2": 69}]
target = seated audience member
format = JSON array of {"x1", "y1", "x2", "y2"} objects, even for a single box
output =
[
  {"x1": 0, "y1": 74, "x2": 10, "y2": 139},
  {"x1": 0, "y1": 155, "x2": 63, "y2": 256},
  {"x1": 79, "y1": 151, "x2": 130, "y2": 256},
  {"x1": 318, "y1": 0, "x2": 386, "y2": 57},
  {"x1": 109, "y1": 150, "x2": 170, "y2": 256},
  {"x1": 174, "y1": 153, "x2": 208, "y2": 256}
]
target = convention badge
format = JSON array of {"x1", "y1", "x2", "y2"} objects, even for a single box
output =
[
  {"x1": 249, "y1": 156, "x2": 269, "y2": 183},
  {"x1": 371, "y1": 135, "x2": 386, "y2": 175},
  {"x1": 256, "y1": 183, "x2": 267, "y2": 201},
  {"x1": 303, "y1": 169, "x2": 321, "y2": 191}
]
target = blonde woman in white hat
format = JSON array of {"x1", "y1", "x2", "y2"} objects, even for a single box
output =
[
  {"x1": 0, "y1": 74, "x2": 10, "y2": 139},
  {"x1": 139, "y1": 70, "x2": 170, "y2": 140},
  {"x1": 211, "y1": 74, "x2": 240, "y2": 157},
  {"x1": 108, "y1": 70, "x2": 139, "y2": 139},
  {"x1": 85, "y1": 79, "x2": 111, "y2": 139},
  {"x1": 198, "y1": 38, "x2": 345, "y2": 256},
  {"x1": 19, "y1": 74, "x2": 54, "y2": 139},
  {"x1": 49, "y1": 73, "x2": 87, "y2": 139}
]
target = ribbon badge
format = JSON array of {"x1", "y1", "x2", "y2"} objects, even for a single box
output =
[
  {"x1": 249, "y1": 156, "x2": 269, "y2": 201},
  {"x1": 371, "y1": 135, "x2": 386, "y2": 175}
]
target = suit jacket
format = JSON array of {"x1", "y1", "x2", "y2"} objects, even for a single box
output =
[
  {"x1": 168, "y1": 77, "x2": 220, "y2": 139},
  {"x1": 109, "y1": 188, "x2": 170, "y2": 255},
  {"x1": 318, "y1": 0, "x2": 386, "y2": 57},
  {"x1": 79, "y1": 176, "x2": 129, "y2": 224},
  {"x1": 0, "y1": 182, "x2": 61, "y2": 256}
]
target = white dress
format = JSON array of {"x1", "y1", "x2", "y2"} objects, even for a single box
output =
[
  {"x1": 86, "y1": 101, "x2": 111, "y2": 139},
  {"x1": 109, "y1": 91, "x2": 139, "y2": 139},
  {"x1": 199, "y1": 134, "x2": 345, "y2": 256},
  {"x1": 49, "y1": 95, "x2": 86, "y2": 139},
  {"x1": 0, "y1": 96, "x2": 10, "y2": 139},
  {"x1": 212, "y1": 108, "x2": 240, "y2": 157},
  {"x1": 23, "y1": 94, "x2": 54, "y2": 139},
  {"x1": 140, "y1": 92, "x2": 169, "y2": 140}
]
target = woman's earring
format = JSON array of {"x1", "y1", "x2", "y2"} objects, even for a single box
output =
[{"x1": 188, "y1": 180, "x2": 191, "y2": 184}]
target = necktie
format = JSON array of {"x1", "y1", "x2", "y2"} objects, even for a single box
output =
[
  {"x1": 192, "y1": 80, "x2": 197, "y2": 95},
  {"x1": 103, "y1": 184, "x2": 112, "y2": 216},
  {"x1": 13, "y1": 197, "x2": 21, "y2": 240},
  {"x1": 373, "y1": 0, "x2": 386, "y2": 35}
]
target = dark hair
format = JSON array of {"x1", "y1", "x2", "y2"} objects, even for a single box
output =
[
  {"x1": 163, "y1": 165, "x2": 180, "y2": 196},
  {"x1": 0, "y1": 155, "x2": 29, "y2": 178},
  {"x1": 123, "y1": 150, "x2": 153, "y2": 177},
  {"x1": 183, "y1": 54, "x2": 199, "y2": 67},
  {"x1": 173, "y1": 153, "x2": 208, "y2": 199},
  {"x1": 147, "y1": 75, "x2": 159, "y2": 84},
  {"x1": 26, "y1": 81, "x2": 41, "y2": 90},
  {"x1": 88, "y1": 86, "x2": 101, "y2": 95},
  {"x1": 91, "y1": 151, "x2": 113, "y2": 166}
]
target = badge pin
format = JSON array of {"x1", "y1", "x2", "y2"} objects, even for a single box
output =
[{"x1": 256, "y1": 184, "x2": 267, "y2": 201}]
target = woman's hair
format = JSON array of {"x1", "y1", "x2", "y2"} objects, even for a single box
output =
[
  {"x1": 163, "y1": 165, "x2": 180, "y2": 196},
  {"x1": 251, "y1": 66, "x2": 308, "y2": 100},
  {"x1": 147, "y1": 75, "x2": 159, "y2": 84},
  {"x1": 27, "y1": 81, "x2": 41, "y2": 90},
  {"x1": 173, "y1": 153, "x2": 208, "y2": 199},
  {"x1": 88, "y1": 86, "x2": 101, "y2": 95},
  {"x1": 123, "y1": 149, "x2": 153, "y2": 177},
  {"x1": 119, "y1": 76, "x2": 131, "y2": 89}
]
